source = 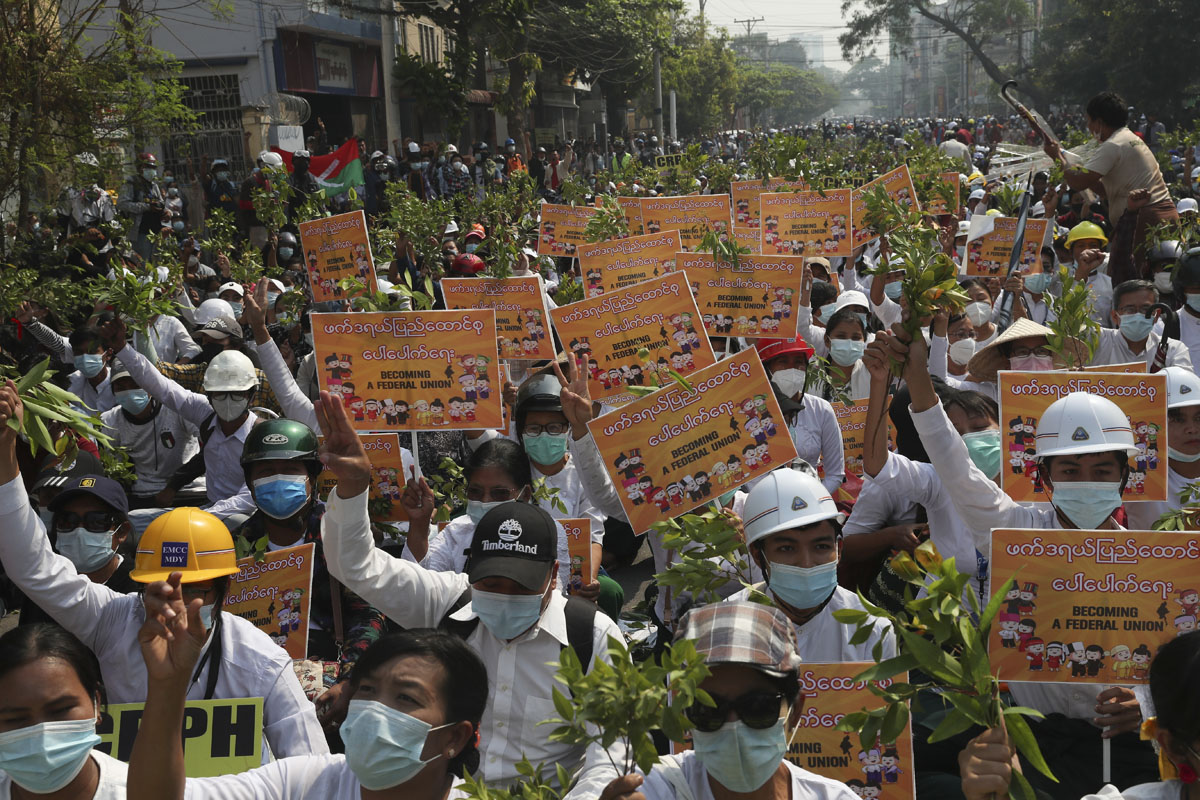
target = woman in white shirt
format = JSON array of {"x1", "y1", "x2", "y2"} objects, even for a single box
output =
[
  {"x1": 130, "y1": 578, "x2": 486, "y2": 800},
  {"x1": 0, "y1": 623, "x2": 129, "y2": 800}
]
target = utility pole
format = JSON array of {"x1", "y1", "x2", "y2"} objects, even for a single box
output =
[
  {"x1": 380, "y1": 1, "x2": 403, "y2": 147},
  {"x1": 654, "y1": 51, "x2": 664, "y2": 145},
  {"x1": 733, "y1": 16, "x2": 764, "y2": 36},
  {"x1": 697, "y1": 0, "x2": 706, "y2": 25}
]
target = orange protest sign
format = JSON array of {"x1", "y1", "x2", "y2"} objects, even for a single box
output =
[
  {"x1": 965, "y1": 217, "x2": 1050, "y2": 277},
  {"x1": 760, "y1": 189, "x2": 853, "y2": 258},
  {"x1": 850, "y1": 165, "x2": 919, "y2": 247},
  {"x1": 731, "y1": 227, "x2": 761, "y2": 252},
  {"x1": 920, "y1": 172, "x2": 962, "y2": 216},
  {"x1": 732, "y1": 178, "x2": 808, "y2": 228},
  {"x1": 987, "y1": 528, "x2": 1200, "y2": 684},
  {"x1": 639, "y1": 195, "x2": 732, "y2": 250},
  {"x1": 441, "y1": 276, "x2": 554, "y2": 361},
  {"x1": 299, "y1": 211, "x2": 377, "y2": 303},
  {"x1": 223, "y1": 544, "x2": 315, "y2": 658},
  {"x1": 537, "y1": 203, "x2": 597, "y2": 257},
  {"x1": 786, "y1": 663, "x2": 915, "y2": 799},
  {"x1": 997, "y1": 371, "x2": 1167, "y2": 502},
  {"x1": 551, "y1": 272, "x2": 715, "y2": 406},
  {"x1": 585, "y1": 349, "x2": 797, "y2": 534},
  {"x1": 673, "y1": 252, "x2": 802, "y2": 339},
  {"x1": 560, "y1": 518, "x2": 595, "y2": 594},
  {"x1": 1081, "y1": 362, "x2": 1147, "y2": 374},
  {"x1": 317, "y1": 433, "x2": 410, "y2": 521},
  {"x1": 577, "y1": 231, "x2": 682, "y2": 298},
  {"x1": 311, "y1": 310, "x2": 503, "y2": 431},
  {"x1": 832, "y1": 401, "x2": 869, "y2": 477},
  {"x1": 615, "y1": 196, "x2": 645, "y2": 236}
]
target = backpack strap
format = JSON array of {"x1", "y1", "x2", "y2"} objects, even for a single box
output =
[
  {"x1": 198, "y1": 411, "x2": 218, "y2": 450},
  {"x1": 437, "y1": 588, "x2": 481, "y2": 640}
]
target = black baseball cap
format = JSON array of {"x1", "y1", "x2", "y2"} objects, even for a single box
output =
[
  {"x1": 48, "y1": 475, "x2": 130, "y2": 516},
  {"x1": 467, "y1": 502, "x2": 558, "y2": 591}
]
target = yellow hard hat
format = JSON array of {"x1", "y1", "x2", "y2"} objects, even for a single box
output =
[
  {"x1": 1064, "y1": 220, "x2": 1108, "y2": 249},
  {"x1": 131, "y1": 507, "x2": 240, "y2": 583},
  {"x1": 985, "y1": 208, "x2": 1002, "y2": 217}
]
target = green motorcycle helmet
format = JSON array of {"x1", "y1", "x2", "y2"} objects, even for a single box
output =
[{"x1": 241, "y1": 418, "x2": 322, "y2": 481}]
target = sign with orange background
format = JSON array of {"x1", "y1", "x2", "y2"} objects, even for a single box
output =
[
  {"x1": 673, "y1": 252, "x2": 802, "y2": 340},
  {"x1": 299, "y1": 210, "x2": 377, "y2": 303},
  {"x1": 311, "y1": 310, "x2": 503, "y2": 432},
  {"x1": 223, "y1": 544, "x2": 314, "y2": 659},
  {"x1": 560, "y1": 518, "x2": 595, "y2": 595},
  {"x1": 538, "y1": 203, "x2": 598, "y2": 257},
  {"x1": 639, "y1": 195, "x2": 732, "y2": 250},
  {"x1": 760, "y1": 189, "x2": 853, "y2": 258},
  {"x1": 785, "y1": 663, "x2": 915, "y2": 800},
  {"x1": 732, "y1": 178, "x2": 808, "y2": 228},
  {"x1": 551, "y1": 272, "x2": 715, "y2": 406},
  {"x1": 966, "y1": 217, "x2": 1050, "y2": 277},
  {"x1": 920, "y1": 172, "x2": 961, "y2": 216},
  {"x1": 850, "y1": 165, "x2": 919, "y2": 247},
  {"x1": 987, "y1": 528, "x2": 1199, "y2": 684},
  {"x1": 317, "y1": 433, "x2": 412, "y2": 522},
  {"x1": 441, "y1": 276, "x2": 554, "y2": 361},
  {"x1": 831, "y1": 401, "x2": 898, "y2": 477},
  {"x1": 996, "y1": 371, "x2": 1167, "y2": 502},
  {"x1": 615, "y1": 196, "x2": 645, "y2": 236},
  {"x1": 577, "y1": 231, "x2": 682, "y2": 298},
  {"x1": 731, "y1": 227, "x2": 760, "y2": 252},
  {"x1": 586, "y1": 349, "x2": 797, "y2": 534}
]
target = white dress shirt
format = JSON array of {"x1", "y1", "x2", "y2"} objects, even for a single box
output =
[
  {"x1": 728, "y1": 585, "x2": 896, "y2": 663},
  {"x1": 0, "y1": 476, "x2": 326, "y2": 758},
  {"x1": 1178, "y1": 309, "x2": 1200, "y2": 369},
  {"x1": 320, "y1": 487, "x2": 624, "y2": 797},
  {"x1": 184, "y1": 755, "x2": 468, "y2": 800},
  {"x1": 1090, "y1": 328, "x2": 1192, "y2": 371},
  {"x1": 68, "y1": 368, "x2": 116, "y2": 414},
  {"x1": 639, "y1": 751, "x2": 857, "y2": 800},
  {"x1": 403, "y1": 513, "x2": 573, "y2": 591},
  {"x1": 100, "y1": 402, "x2": 199, "y2": 496},
  {"x1": 150, "y1": 313, "x2": 203, "y2": 363},
  {"x1": 116, "y1": 344, "x2": 256, "y2": 518},
  {"x1": 0, "y1": 751, "x2": 129, "y2": 800}
]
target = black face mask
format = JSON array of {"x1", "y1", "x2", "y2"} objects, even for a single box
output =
[
  {"x1": 294, "y1": 161, "x2": 309, "y2": 175},
  {"x1": 199, "y1": 342, "x2": 225, "y2": 363}
]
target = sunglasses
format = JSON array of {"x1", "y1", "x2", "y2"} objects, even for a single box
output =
[
  {"x1": 55, "y1": 511, "x2": 120, "y2": 533},
  {"x1": 686, "y1": 690, "x2": 784, "y2": 733}
]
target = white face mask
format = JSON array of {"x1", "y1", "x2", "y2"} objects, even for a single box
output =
[
  {"x1": 211, "y1": 395, "x2": 249, "y2": 422},
  {"x1": 1154, "y1": 272, "x2": 1174, "y2": 293},
  {"x1": 770, "y1": 368, "x2": 807, "y2": 398},
  {"x1": 964, "y1": 301, "x2": 991, "y2": 327},
  {"x1": 948, "y1": 338, "x2": 976, "y2": 366}
]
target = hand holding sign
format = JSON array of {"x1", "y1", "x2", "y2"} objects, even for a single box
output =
[
  {"x1": 316, "y1": 390, "x2": 372, "y2": 498},
  {"x1": 139, "y1": 571, "x2": 205, "y2": 685}
]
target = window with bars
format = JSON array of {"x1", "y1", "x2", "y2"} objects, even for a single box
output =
[
  {"x1": 418, "y1": 23, "x2": 438, "y2": 63},
  {"x1": 162, "y1": 74, "x2": 249, "y2": 183}
]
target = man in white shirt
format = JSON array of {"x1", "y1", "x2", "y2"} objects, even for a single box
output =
[
  {"x1": 1091, "y1": 279, "x2": 1192, "y2": 370},
  {"x1": 315, "y1": 391, "x2": 623, "y2": 798}
]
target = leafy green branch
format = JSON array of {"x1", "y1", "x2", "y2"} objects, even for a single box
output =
[
  {"x1": 1045, "y1": 265, "x2": 1100, "y2": 368},
  {"x1": 1, "y1": 358, "x2": 114, "y2": 460},
  {"x1": 1152, "y1": 481, "x2": 1200, "y2": 531},
  {"x1": 583, "y1": 194, "x2": 630, "y2": 243},
  {"x1": 652, "y1": 510, "x2": 768, "y2": 606}
]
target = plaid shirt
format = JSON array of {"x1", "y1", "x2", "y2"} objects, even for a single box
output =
[{"x1": 157, "y1": 361, "x2": 282, "y2": 415}]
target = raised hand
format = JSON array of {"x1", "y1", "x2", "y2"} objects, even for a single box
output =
[
  {"x1": 243, "y1": 278, "x2": 269, "y2": 339},
  {"x1": 138, "y1": 572, "x2": 205, "y2": 686},
  {"x1": 315, "y1": 390, "x2": 371, "y2": 497},
  {"x1": 400, "y1": 466, "x2": 436, "y2": 525},
  {"x1": 552, "y1": 354, "x2": 593, "y2": 440}
]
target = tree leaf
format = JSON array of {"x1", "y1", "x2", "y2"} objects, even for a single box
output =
[
  {"x1": 1004, "y1": 709, "x2": 1056, "y2": 782},
  {"x1": 925, "y1": 709, "x2": 978, "y2": 743}
]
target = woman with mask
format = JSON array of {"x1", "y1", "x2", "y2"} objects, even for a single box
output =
[
  {"x1": 872, "y1": 324, "x2": 1156, "y2": 797},
  {"x1": 926, "y1": 308, "x2": 999, "y2": 398},
  {"x1": 820, "y1": 308, "x2": 871, "y2": 402},
  {"x1": 960, "y1": 278, "x2": 998, "y2": 346},
  {"x1": 960, "y1": 631, "x2": 1200, "y2": 800},
  {"x1": 217, "y1": 281, "x2": 245, "y2": 324},
  {"x1": 795, "y1": 265, "x2": 841, "y2": 358},
  {"x1": 752, "y1": 338, "x2": 844, "y2": 494},
  {"x1": 1127, "y1": 367, "x2": 1200, "y2": 529},
  {"x1": 131, "y1": 590, "x2": 486, "y2": 800},
  {"x1": 600, "y1": 601, "x2": 859, "y2": 800},
  {"x1": 0, "y1": 624, "x2": 129, "y2": 798},
  {"x1": 959, "y1": 317, "x2": 1087, "y2": 401}
]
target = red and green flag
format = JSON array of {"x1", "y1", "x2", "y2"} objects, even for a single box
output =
[{"x1": 272, "y1": 139, "x2": 364, "y2": 196}]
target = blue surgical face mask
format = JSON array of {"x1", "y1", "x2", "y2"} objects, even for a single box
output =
[
  {"x1": 116, "y1": 389, "x2": 150, "y2": 414},
  {"x1": 466, "y1": 499, "x2": 505, "y2": 526},
  {"x1": 228, "y1": 301, "x2": 243, "y2": 317},
  {"x1": 962, "y1": 430, "x2": 1001, "y2": 479},
  {"x1": 883, "y1": 281, "x2": 903, "y2": 301},
  {"x1": 73, "y1": 353, "x2": 105, "y2": 378},
  {"x1": 853, "y1": 311, "x2": 868, "y2": 328},
  {"x1": 1170, "y1": 446, "x2": 1200, "y2": 463},
  {"x1": 267, "y1": 292, "x2": 281, "y2": 308},
  {"x1": 523, "y1": 432, "x2": 568, "y2": 465},
  {"x1": 829, "y1": 339, "x2": 865, "y2": 367},
  {"x1": 691, "y1": 719, "x2": 787, "y2": 793},
  {"x1": 817, "y1": 303, "x2": 835, "y2": 325},
  {"x1": 253, "y1": 474, "x2": 310, "y2": 520},
  {"x1": 278, "y1": 246, "x2": 294, "y2": 261},
  {"x1": 471, "y1": 587, "x2": 546, "y2": 640},
  {"x1": 142, "y1": 168, "x2": 157, "y2": 181},
  {"x1": 0, "y1": 717, "x2": 101, "y2": 794},
  {"x1": 1024, "y1": 272, "x2": 1052, "y2": 294},
  {"x1": 1188, "y1": 295, "x2": 1200, "y2": 314},
  {"x1": 766, "y1": 558, "x2": 839, "y2": 610},
  {"x1": 465, "y1": 242, "x2": 479, "y2": 254},
  {"x1": 1050, "y1": 481, "x2": 1124, "y2": 529},
  {"x1": 198, "y1": 603, "x2": 215, "y2": 630},
  {"x1": 340, "y1": 700, "x2": 451, "y2": 790},
  {"x1": 172, "y1": 220, "x2": 185, "y2": 233},
  {"x1": 215, "y1": 171, "x2": 231, "y2": 181},
  {"x1": 56, "y1": 527, "x2": 117, "y2": 572},
  {"x1": 1119, "y1": 312, "x2": 1154, "y2": 342}
]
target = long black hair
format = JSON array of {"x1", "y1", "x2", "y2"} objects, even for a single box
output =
[
  {"x1": 1149, "y1": 631, "x2": 1200, "y2": 760},
  {"x1": 466, "y1": 438, "x2": 532, "y2": 491},
  {"x1": 0, "y1": 623, "x2": 106, "y2": 709},
  {"x1": 350, "y1": 630, "x2": 489, "y2": 776}
]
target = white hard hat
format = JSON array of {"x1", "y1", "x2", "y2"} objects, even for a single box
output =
[
  {"x1": 1034, "y1": 392, "x2": 1138, "y2": 459},
  {"x1": 259, "y1": 151, "x2": 284, "y2": 169},
  {"x1": 1178, "y1": 198, "x2": 1198, "y2": 215},
  {"x1": 194, "y1": 298, "x2": 235, "y2": 327},
  {"x1": 969, "y1": 188, "x2": 986, "y2": 201},
  {"x1": 202, "y1": 350, "x2": 258, "y2": 392},
  {"x1": 1164, "y1": 366, "x2": 1200, "y2": 409},
  {"x1": 217, "y1": 281, "x2": 245, "y2": 297},
  {"x1": 956, "y1": 220, "x2": 971, "y2": 237},
  {"x1": 743, "y1": 469, "x2": 843, "y2": 547},
  {"x1": 834, "y1": 290, "x2": 869, "y2": 312}
]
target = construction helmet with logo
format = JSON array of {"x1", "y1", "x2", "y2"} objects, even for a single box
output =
[
  {"x1": 194, "y1": 298, "x2": 236, "y2": 328},
  {"x1": 1064, "y1": 220, "x2": 1108, "y2": 249},
  {"x1": 131, "y1": 507, "x2": 239, "y2": 583},
  {"x1": 202, "y1": 350, "x2": 258, "y2": 392},
  {"x1": 241, "y1": 418, "x2": 321, "y2": 480},
  {"x1": 1163, "y1": 366, "x2": 1200, "y2": 409},
  {"x1": 1033, "y1": 392, "x2": 1138, "y2": 459},
  {"x1": 742, "y1": 468, "x2": 843, "y2": 548}
]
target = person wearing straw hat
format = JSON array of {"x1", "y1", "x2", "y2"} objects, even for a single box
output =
[
  {"x1": 598, "y1": 601, "x2": 858, "y2": 800},
  {"x1": 1127, "y1": 367, "x2": 1200, "y2": 529},
  {"x1": 962, "y1": 317, "x2": 1089, "y2": 401},
  {"x1": 871, "y1": 324, "x2": 1156, "y2": 798}
]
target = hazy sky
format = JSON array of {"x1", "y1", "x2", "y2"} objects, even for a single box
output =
[{"x1": 687, "y1": 0, "x2": 867, "y2": 72}]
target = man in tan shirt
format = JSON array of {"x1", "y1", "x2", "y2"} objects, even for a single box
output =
[{"x1": 1044, "y1": 91, "x2": 1177, "y2": 281}]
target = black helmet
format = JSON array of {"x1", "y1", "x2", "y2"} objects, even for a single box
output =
[
  {"x1": 1171, "y1": 247, "x2": 1200, "y2": 298},
  {"x1": 277, "y1": 231, "x2": 299, "y2": 249},
  {"x1": 1148, "y1": 240, "x2": 1184, "y2": 265},
  {"x1": 514, "y1": 373, "x2": 563, "y2": 437}
]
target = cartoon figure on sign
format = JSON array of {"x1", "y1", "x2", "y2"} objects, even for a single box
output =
[
  {"x1": 1003, "y1": 584, "x2": 1022, "y2": 615},
  {"x1": 1085, "y1": 644, "x2": 1106, "y2": 677},
  {"x1": 1176, "y1": 615, "x2": 1197, "y2": 636},
  {"x1": 1018, "y1": 582, "x2": 1038, "y2": 615},
  {"x1": 569, "y1": 555, "x2": 584, "y2": 591},
  {"x1": 1066, "y1": 642, "x2": 1087, "y2": 678},
  {"x1": 1131, "y1": 645, "x2": 1152, "y2": 680},
  {"x1": 861, "y1": 748, "x2": 883, "y2": 787},
  {"x1": 1046, "y1": 641, "x2": 1064, "y2": 673},
  {"x1": 1109, "y1": 644, "x2": 1134, "y2": 679},
  {"x1": 881, "y1": 748, "x2": 903, "y2": 783},
  {"x1": 1178, "y1": 589, "x2": 1200, "y2": 618},
  {"x1": 845, "y1": 780, "x2": 867, "y2": 799},
  {"x1": 998, "y1": 614, "x2": 1019, "y2": 648},
  {"x1": 1025, "y1": 638, "x2": 1045, "y2": 671},
  {"x1": 1017, "y1": 619, "x2": 1036, "y2": 651}
]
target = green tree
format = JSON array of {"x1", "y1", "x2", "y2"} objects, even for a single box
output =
[{"x1": 658, "y1": 19, "x2": 739, "y2": 136}]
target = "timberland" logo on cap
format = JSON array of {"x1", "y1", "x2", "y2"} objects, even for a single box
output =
[{"x1": 497, "y1": 519, "x2": 523, "y2": 542}]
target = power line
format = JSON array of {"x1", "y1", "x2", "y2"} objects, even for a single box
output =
[{"x1": 732, "y1": 15, "x2": 764, "y2": 35}]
